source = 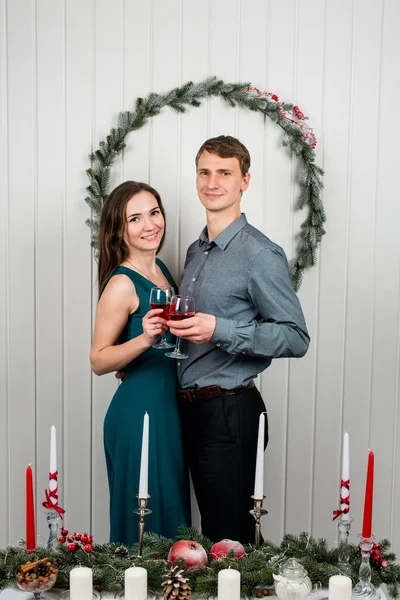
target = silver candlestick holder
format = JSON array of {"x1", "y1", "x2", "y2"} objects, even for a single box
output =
[
  {"x1": 44, "y1": 507, "x2": 60, "y2": 549},
  {"x1": 134, "y1": 495, "x2": 152, "y2": 558},
  {"x1": 250, "y1": 495, "x2": 268, "y2": 548},
  {"x1": 337, "y1": 517, "x2": 352, "y2": 576},
  {"x1": 352, "y1": 535, "x2": 380, "y2": 600}
]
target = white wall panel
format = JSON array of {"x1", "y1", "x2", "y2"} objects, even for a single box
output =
[
  {"x1": 63, "y1": 0, "x2": 93, "y2": 539},
  {"x1": 35, "y1": 0, "x2": 65, "y2": 544},
  {"x1": 1, "y1": 0, "x2": 400, "y2": 559},
  {"x1": 0, "y1": 0, "x2": 9, "y2": 549},
  {"x1": 6, "y1": 0, "x2": 36, "y2": 544},
  {"x1": 313, "y1": 0, "x2": 355, "y2": 546}
]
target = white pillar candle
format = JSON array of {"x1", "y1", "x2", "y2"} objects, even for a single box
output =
[
  {"x1": 218, "y1": 569, "x2": 240, "y2": 600},
  {"x1": 70, "y1": 566, "x2": 93, "y2": 600},
  {"x1": 49, "y1": 426, "x2": 57, "y2": 503},
  {"x1": 138, "y1": 412, "x2": 149, "y2": 498},
  {"x1": 340, "y1": 432, "x2": 350, "y2": 520},
  {"x1": 125, "y1": 567, "x2": 147, "y2": 600},
  {"x1": 329, "y1": 575, "x2": 352, "y2": 600},
  {"x1": 253, "y1": 412, "x2": 266, "y2": 499}
]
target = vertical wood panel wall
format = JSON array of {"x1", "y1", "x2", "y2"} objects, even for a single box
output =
[{"x1": 1, "y1": 0, "x2": 399, "y2": 554}]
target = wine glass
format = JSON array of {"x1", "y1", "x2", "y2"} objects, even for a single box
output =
[
  {"x1": 165, "y1": 295, "x2": 195, "y2": 359},
  {"x1": 149, "y1": 286, "x2": 175, "y2": 349}
]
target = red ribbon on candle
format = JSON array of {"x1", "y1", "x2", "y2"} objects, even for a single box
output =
[
  {"x1": 42, "y1": 470, "x2": 65, "y2": 518},
  {"x1": 332, "y1": 479, "x2": 350, "y2": 520},
  {"x1": 362, "y1": 450, "x2": 374, "y2": 538},
  {"x1": 26, "y1": 465, "x2": 36, "y2": 553}
]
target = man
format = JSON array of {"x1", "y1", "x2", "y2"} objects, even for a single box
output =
[{"x1": 167, "y1": 135, "x2": 310, "y2": 544}]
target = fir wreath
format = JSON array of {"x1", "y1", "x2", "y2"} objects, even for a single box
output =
[
  {"x1": 84, "y1": 77, "x2": 325, "y2": 291},
  {"x1": 1, "y1": 528, "x2": 400, "y2": 598}
]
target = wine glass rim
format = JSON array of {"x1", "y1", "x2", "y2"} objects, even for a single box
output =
[{"x1": 150, "y1": 285, "x2": 174, "y2": 290}]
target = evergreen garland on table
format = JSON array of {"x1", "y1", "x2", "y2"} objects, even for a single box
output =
[
  {"x1": 1, "y1": 529, "x2": 400, "y2": 598},
  {"x1": 84, "y1": 77, "x2": 325, "y2": 291}
]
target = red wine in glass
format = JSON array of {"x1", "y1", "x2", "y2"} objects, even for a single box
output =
[
  {"x1": 169, "y1": 312, "x2": 195, "y2": 321},
  {"x1": 149, "y1": 286, "x2": 175, "y2": 349},
  {"x1": 149, "y1": 302, "x2": 170, "y2": 321},
  {"x1": 165, "y1": 295, "x2": 196, "y2": 359}
]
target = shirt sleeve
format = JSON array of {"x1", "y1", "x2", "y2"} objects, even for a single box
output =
[{"x1": 211, "y1": 246, "x2": 310, "y2": 358}]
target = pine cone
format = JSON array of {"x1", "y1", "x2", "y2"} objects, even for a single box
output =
[
  {"x1": 114, "y1": 545, "x2": 128, "y2": 557},
  {"x1": 162, "y1": 566, "x2": 192, "y2": 600}
]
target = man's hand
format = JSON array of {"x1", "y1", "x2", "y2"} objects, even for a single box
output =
[{"x1": 167, "y1": 312, "x2": 216, "y2": 344}]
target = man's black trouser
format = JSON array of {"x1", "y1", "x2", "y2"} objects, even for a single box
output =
[{"x1": 179, "y1": 384, "x2": 268, "y2": 544}]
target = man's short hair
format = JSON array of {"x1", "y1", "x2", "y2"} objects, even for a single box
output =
[{"x1": 195, "y1": 135, "x2": 251, "y2": 177}]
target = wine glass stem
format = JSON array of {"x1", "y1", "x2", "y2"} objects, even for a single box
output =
[{"x1": 175, "y1": 336, "x2": 182, "y2": 354}]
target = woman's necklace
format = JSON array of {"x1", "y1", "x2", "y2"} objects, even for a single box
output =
[{"x1": 125, "y1": 258, "x2": 156, "y2": 280}]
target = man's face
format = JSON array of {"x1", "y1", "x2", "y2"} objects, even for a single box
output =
[{"x1": 196, "y1": 151, "x2": 250, "y2": 215}]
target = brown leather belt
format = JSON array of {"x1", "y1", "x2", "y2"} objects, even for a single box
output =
[{"x1": 177, "y1": 380, "x2": 255, "y2": 403}]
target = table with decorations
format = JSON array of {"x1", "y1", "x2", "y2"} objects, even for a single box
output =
[{"x1": 0, "y1": 424, "x2": 399, "y2": 600}]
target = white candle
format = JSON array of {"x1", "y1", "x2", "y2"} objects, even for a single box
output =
[
  {"x1": 125, "y1": 567, "x2": 147, "y2": 600},
  {"x1": 328, "y1": 575, "x2": 352, "y2": 600},
  {"x1": 49, "y1": 425, "x2": 57, "y2": 503},
  {"x1": 138, "y1": 412, "x2": 149, "y2": 498},
  {"x1": 253, "y1": 413, "x2": 266, "y2": 499},
  {"x1": 70, "y1": 566, "x2": 93, "y2": 600},
  {"x1": 340, "y1": 432, "x2": 350, "y2": 520},
  {"x1": 218, "y1": 568, "x2": 240, "y2": 600}
]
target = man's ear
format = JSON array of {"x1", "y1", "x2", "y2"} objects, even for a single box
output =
[{"x1": 241, "y1": 172, "x2": 251, "y2": 192}]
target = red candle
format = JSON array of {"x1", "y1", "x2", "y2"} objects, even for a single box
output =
[
  {"x1": 26, "y1": 464, "x2": 36, "y2": 553},
  {"x1": 362, "y1": 450, "x2": 374, "y2": 538}
]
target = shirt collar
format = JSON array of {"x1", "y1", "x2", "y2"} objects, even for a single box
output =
[{"x1": 199, "y1": 214, "x2": 248, "y2": 250}]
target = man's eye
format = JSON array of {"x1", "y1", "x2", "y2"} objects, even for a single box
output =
[{"x1": 223, "y1": 172, "x2": 230, "y2": 176}]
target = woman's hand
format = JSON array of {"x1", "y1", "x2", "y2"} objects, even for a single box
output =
[{"x1": 142, "y1": 308, "x2": 168, "y2": 345}]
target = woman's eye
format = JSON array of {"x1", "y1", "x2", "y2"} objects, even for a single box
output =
[
  {"x1": 129, "y1": 217, "x2": 138, "y2": 223},
  {"x1": 151, "y1": 210, "x2": 160, "y2": 216}
]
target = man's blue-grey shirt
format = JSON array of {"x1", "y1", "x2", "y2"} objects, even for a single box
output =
[{"x1": 177, "y1": 214, "x2": 310, "y2": 389}]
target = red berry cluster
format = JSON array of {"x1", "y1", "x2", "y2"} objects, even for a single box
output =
[
  {"x1": 58, "y1": 528, "x2": 93, "y2": 553},
  {"x1": 370, "y1": 543, "x2": 388, "y2": 569},
  {"x1": 293, "y1": 105, "x2": 306, "y2": 120}
]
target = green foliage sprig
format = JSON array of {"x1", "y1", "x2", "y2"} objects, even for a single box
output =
[
  {"x1": 85, "y1": 77, "x2": 325, "y2": 291},
  {"x1": 2, "y1": 529, "x2": 400, "y2": 599}
]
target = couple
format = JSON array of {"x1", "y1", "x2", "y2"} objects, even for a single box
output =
[{"x1": 90, "y1": 135, "x2": 310, "y2": 547}]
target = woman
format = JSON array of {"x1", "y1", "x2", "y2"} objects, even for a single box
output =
[{"x1": 90, "y1": 180, "x2": 190, "y2": 546}]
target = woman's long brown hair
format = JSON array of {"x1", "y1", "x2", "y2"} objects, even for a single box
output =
[{"x1": 96, "y1": 181, "x2": 166, "y2": 296}]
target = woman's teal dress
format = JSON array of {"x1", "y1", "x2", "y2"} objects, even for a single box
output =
[{"x1": 103, "y1": 259, "x2": 191, "y2": 546}]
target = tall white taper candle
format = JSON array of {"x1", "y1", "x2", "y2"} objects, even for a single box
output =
[
  {"x1": 138, "y1": 412, "x2": 149, "y2": 498},
  {"x1": 125, "y1": 566, "x2": 147, "y2": 600},
  {"x1": 49, "y1": 425, "x2": 57, "y2": 502},
  {"x1": 340, "y1": 432, "x2": 350, "y2": 520},
  {"x1": 254, "y1": 412, "x2": 266, "y2": 499}
]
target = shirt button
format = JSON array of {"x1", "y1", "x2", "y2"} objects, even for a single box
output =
[
  {"x1": 216, "y1": 343, "x2": 220, "y2": 347},
  {"x1": 177, "y1": 362, "x2": 181, "y2": 366},
  {"x1": 192, "y1": 277, "x2": 196, "y2": 281},
  {"x1": 242, "y1": 351, "x2": 246, "y2": 355},
  {"x1": 204, "y1": 251, "x2": 208, "y2": 255}
]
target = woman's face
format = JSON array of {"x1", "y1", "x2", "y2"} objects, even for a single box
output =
[{"x1": 124, "y1": 190, "x2": 165, "y2": 253}]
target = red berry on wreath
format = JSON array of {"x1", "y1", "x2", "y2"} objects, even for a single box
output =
[
  {"x1": 75, "y1": 533, "x2": 82, "y2": 541},
  {"x1": 61, "y1": 528, "x2": 68, "y2": 536},
  {"x1": 58, "y1": 536, "x2": 66, "y2": 543},
  {"x1": 81, "y1": 534, "x2": 89, "y2": 544},
  {"x1": 67, "y1": 543, "x2": 77, "y2": 552},
  {"x1": 84, "y1": 544, "x2": 93, "y2": 552},
  {"x1": 67, "y1": 535, "x2": 75, "y2": 542},
  {"x1": 88, "y1": 536, "x2": 93, "y2": 544}
]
